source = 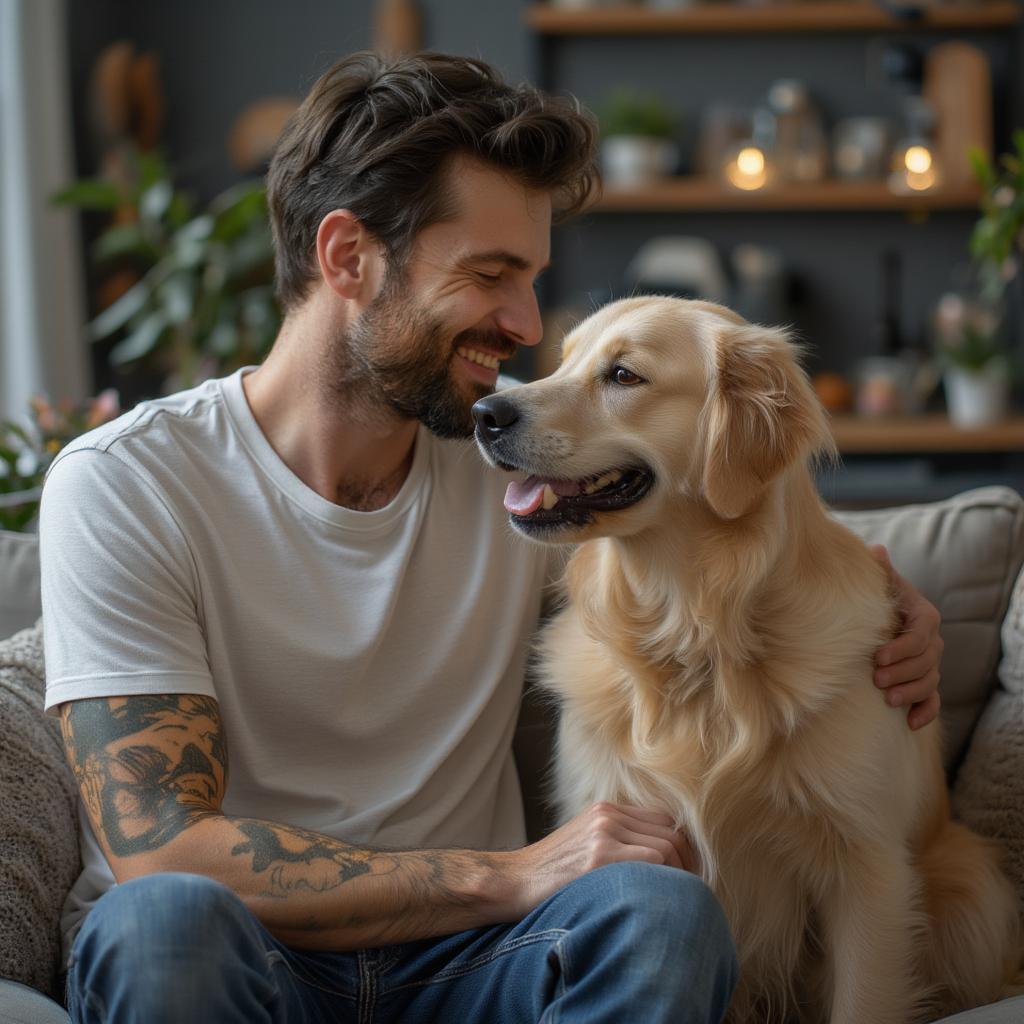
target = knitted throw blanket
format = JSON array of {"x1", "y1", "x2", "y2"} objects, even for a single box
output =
[{"x1": 0, "y1": 625, "x2": 80, "y2": 1000}]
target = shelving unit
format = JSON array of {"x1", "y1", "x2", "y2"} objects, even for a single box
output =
[
  {"x1": 829, "y1": 414, "x2": 1024, "y2": 453},
  {"x1": 594, "y1": 178, "x2": 981, "y2": 212},
  {"x1": 527, "y1": 2, "x2": 1021, "y2": 36},
  {"x1": 528, "y1": 1, "x2": 1023, "y2": 498}
]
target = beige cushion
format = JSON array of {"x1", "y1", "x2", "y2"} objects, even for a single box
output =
[
  {"x1": 0, "y1": 531, "x2": 40, "y2": 642},
  {"x1": 834, "y1": 486, "x2": 1024, "y2": 775}
]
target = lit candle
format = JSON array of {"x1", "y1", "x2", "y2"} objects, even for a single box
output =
[{"x1": 725, "y1": 145, "x2": 768, "y2": 190}]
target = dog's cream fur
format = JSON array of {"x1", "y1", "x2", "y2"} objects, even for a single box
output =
[{"x1": 492, "y1": 297, "x2": 1020, "y2": 1023}]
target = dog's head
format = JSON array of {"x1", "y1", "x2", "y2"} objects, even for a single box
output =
[{"x1": 472, "y1": 296, "x2": 834, "y2": 542}]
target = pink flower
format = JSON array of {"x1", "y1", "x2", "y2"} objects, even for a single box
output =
[{"x1": 86, "y1": 389, "x2": 120, "y2": 428}]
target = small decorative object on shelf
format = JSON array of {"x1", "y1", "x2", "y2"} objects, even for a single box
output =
[
  {"x1": 889, "y1": 96, "x2": 940, "y2": 194},
  {"x1": 722, "y1": 109, "x2": 774, "y2": 191},
  {"x1": 0, "y1": 391, "x2": 120, "y2": 532},
  {"x1": 856, "y1": 249, "x2": 937, "y2": 417},
  {"x1": 923, "y1": 41, "x2": 993, "y2": 192},
  {"x1": 766, "y1": 79, "x2": 828, "y2": 184},
  {"x1": 813, "y1": 372, "x2": 854, "y2": 414},
  {"x1": 832, "y1": 117, "x2": 893, "y2": 181},
  {"x1": 598, "y1": 88, "x2": 680, "y2": 186}
]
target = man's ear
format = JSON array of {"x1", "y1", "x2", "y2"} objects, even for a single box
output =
[
  {"x1": 700, "y1": 322, "x2": 835, "y2": 521},
  {"x1": 315, "y1": 209, "x2": 385, "y2": 301}
]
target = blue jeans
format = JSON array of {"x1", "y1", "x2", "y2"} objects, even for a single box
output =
[{"x1": 67, "y1": 862, "x2": 738, "y2": 1023}]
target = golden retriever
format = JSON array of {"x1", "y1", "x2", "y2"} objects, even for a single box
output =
[{"x1": 472, "y1": 296, "x2": 1020, "y2": 1023}]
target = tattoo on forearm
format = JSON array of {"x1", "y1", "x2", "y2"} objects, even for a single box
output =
[
  {"x1": 60, "y1": 694, "x2": 491, "y2": 932},
  {"x1": 230, "y1": 821, "x2": 373, "y2": 894}
]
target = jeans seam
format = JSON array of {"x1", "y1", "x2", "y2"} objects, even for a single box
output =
[
  {"x1": 267, "y1": 949, "x2": 358, "y2": 1002},
  {"x1": 543, "y1": 934, "x2": 572, "y2": 1024},
  {"x1": 385, "y1": 928, "x2": 570, "y2": 993},
  {"x1": 358, "y1": 949, "x2": 376, "y2": 1024},
  {"x1": 68, "y1": 963, "x2": 108, "y2": 1023}
]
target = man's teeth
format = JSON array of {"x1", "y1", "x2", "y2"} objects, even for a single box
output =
[
  {"x1": 457, "y1": 346, "x2": 500, "y2": 370},
  {"x1": 582, "y1": 469, "x2": 622, "y2": 495},
  {"x1": 542, "y1": 484, "x2": 558, "y2": 510}
]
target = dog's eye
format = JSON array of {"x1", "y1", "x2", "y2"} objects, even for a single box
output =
[{"x1": 611, "y1": 365, "x2": 644, "y2": 386}]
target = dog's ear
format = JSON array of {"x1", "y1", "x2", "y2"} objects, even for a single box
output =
[{"x1": 701, "y1": 322, "x2": 834, "y2": 520}]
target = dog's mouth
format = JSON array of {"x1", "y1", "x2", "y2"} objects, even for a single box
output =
[{"x1": 501, "y1": 465, "x2": 655, "y2": 532}]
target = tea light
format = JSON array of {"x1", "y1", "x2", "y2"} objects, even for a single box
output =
[{"x1": 725, "y1": 144, "x2": 768, "y2": 190}]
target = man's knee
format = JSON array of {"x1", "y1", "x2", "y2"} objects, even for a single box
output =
[
  {"x1": 69, "y1": 873, "x2": 277, "y2": 1020},
  {"x1": 74, "y1": 872, "x2": 256, "y2": 965},
  {"x1": 576, "y1": 862, "x2": 725, "y2": 923},
  {"x1": 566, "y1": 862, "x2": 736, "y2": 962}
]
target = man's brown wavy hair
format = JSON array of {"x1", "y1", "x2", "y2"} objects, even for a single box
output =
[{"x1": 266, "y1": 51, "x2": 599, "y2": 312}]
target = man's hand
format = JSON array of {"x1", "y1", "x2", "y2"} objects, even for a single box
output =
[
  {"x1": 503, "y1": 802, "x2": 697, "y2": 918},
  {"x1": 869, "y1": 545, "x2": 944, "y2": 731}
]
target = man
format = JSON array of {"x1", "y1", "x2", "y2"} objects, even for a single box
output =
[{"x1": 42, "y1": 51, "x2": 943, "y2": 1023}]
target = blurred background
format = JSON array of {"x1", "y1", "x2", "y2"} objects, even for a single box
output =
[{"x1": 2, "y1": 0, "x2": 1024, "y2": 519}]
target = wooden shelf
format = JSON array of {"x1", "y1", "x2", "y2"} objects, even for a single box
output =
[
  {"x1": 829, "y1": 414, "x2": 1024, "y2": 453},
  {"x1": 592, "y1": 177, "x2": 981, "y2": 212},
  {"x1": 527, "y1": 2, "x2": 1021, "y2": 36}
]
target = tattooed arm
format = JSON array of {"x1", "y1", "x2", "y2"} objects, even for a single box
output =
[
  {"x1": 59, "y1": 693, "x2": 697, "y2": 950},
  {"x1": 58, "y1": 692, "x2": 521, "y2": 950}
]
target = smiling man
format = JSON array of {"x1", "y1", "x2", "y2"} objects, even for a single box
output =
[{"x1": 41, "y1": 51, "x2": 943, "y2": 1024}]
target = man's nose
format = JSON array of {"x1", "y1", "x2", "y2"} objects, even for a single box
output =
[
  {"x1": 472, "y1": 394, "x2": 520, "y2": 440},
  {"x1": 495, "y1": 286, "x2": 543, "y2": 348}
]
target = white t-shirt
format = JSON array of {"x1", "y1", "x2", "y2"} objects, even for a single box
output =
[{"x1": 40, "y1": 368, "x2": 549, "y2": 959}]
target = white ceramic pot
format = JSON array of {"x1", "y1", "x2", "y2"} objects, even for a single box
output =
[
  {"x1": 601, "y1": 136, "x2": 679, "y2": 187},
  {"x1": 944, "y1": 361, "x2": 1011, "y2": 427}
]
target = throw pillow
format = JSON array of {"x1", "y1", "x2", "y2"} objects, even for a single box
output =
[{"x1": 835, "y1": 485, "x2": 1024, "y2": 775}]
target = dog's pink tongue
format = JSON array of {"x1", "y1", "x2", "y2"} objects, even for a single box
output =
[
  {"x1": 505, "y1": 476, "x2": 546, "y2": 515},
  {"x1": 504, "y1": 476, "x2": 583, "y2": 514}
]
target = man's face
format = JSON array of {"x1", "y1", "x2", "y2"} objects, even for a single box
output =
[{"x1": 339, "y1": 157, "x2": 552, "y2": 439}]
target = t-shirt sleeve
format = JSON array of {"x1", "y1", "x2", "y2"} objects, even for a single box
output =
[{"x1": 40, "y1": 446, "x2": 215, "y2": 714}]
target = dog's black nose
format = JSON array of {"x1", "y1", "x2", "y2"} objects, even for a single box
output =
[{"x1": 472, "y1": 394, "x2": 520, "y2": 439}]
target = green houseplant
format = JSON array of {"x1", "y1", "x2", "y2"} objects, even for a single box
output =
[
  {"x1": 0, "y1": 392, "x2": 119, "y2": 532},
  {"x1": 598, "y1": 89, "x2": 679, "y2": 187},
  {"x1": 54, "y1": 147, "x2": 280, "y2": 394},
  {"x1": 970, "y1": 129, "x2": 1024, "y2": 309}
]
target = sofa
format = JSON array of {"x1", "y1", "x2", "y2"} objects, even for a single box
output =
[{"x1": 3, "y1": 486, "x2": 1024, "y2": 1023}]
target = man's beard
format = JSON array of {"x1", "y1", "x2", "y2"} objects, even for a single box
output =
[{"x1": 327, "y1": 274, "x2": 516, "y2": 439}]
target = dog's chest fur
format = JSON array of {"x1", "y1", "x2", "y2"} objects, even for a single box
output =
[{"x1": 536, "y1": 529, "x2": 921, "y2": 1019}]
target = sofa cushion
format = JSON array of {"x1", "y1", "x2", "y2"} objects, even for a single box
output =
[
  {"x1": 0, "y1": 624, "x2": 79, "y2": 1001},
  {"x1": 834, "y1": 486, "x2": 1024, "y2": 775},
  {"x1": 953, "y1": 557, "x2": 1024, "y2": 908},
  {"x1": 0, "y1": 531, "x2": 41, "y2": 642}
]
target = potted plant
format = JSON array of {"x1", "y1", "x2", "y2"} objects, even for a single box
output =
[
  {"x1": 930, "y1": 130, "x2": 1024, "y2": 427},
  {"x1": 54, "y1": 146, "x2": 280, "y2": 396},
  {"x1": 598, "y1": 89, "x2": 679, "y2": 187},
  {"x1": 932, "y1": 290, "x2": 1008, "y2": 427},
  {"x1": 0, "y1": 392, "x2": 120, "y2": 532}
]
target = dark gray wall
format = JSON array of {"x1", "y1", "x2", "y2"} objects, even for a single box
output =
[
  {"x1": 66, "y1": 1, "x2": 1023, "y2": 379},
  {"x1": 68, "y1": 0, "x2": 530, "y2": 202}
]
